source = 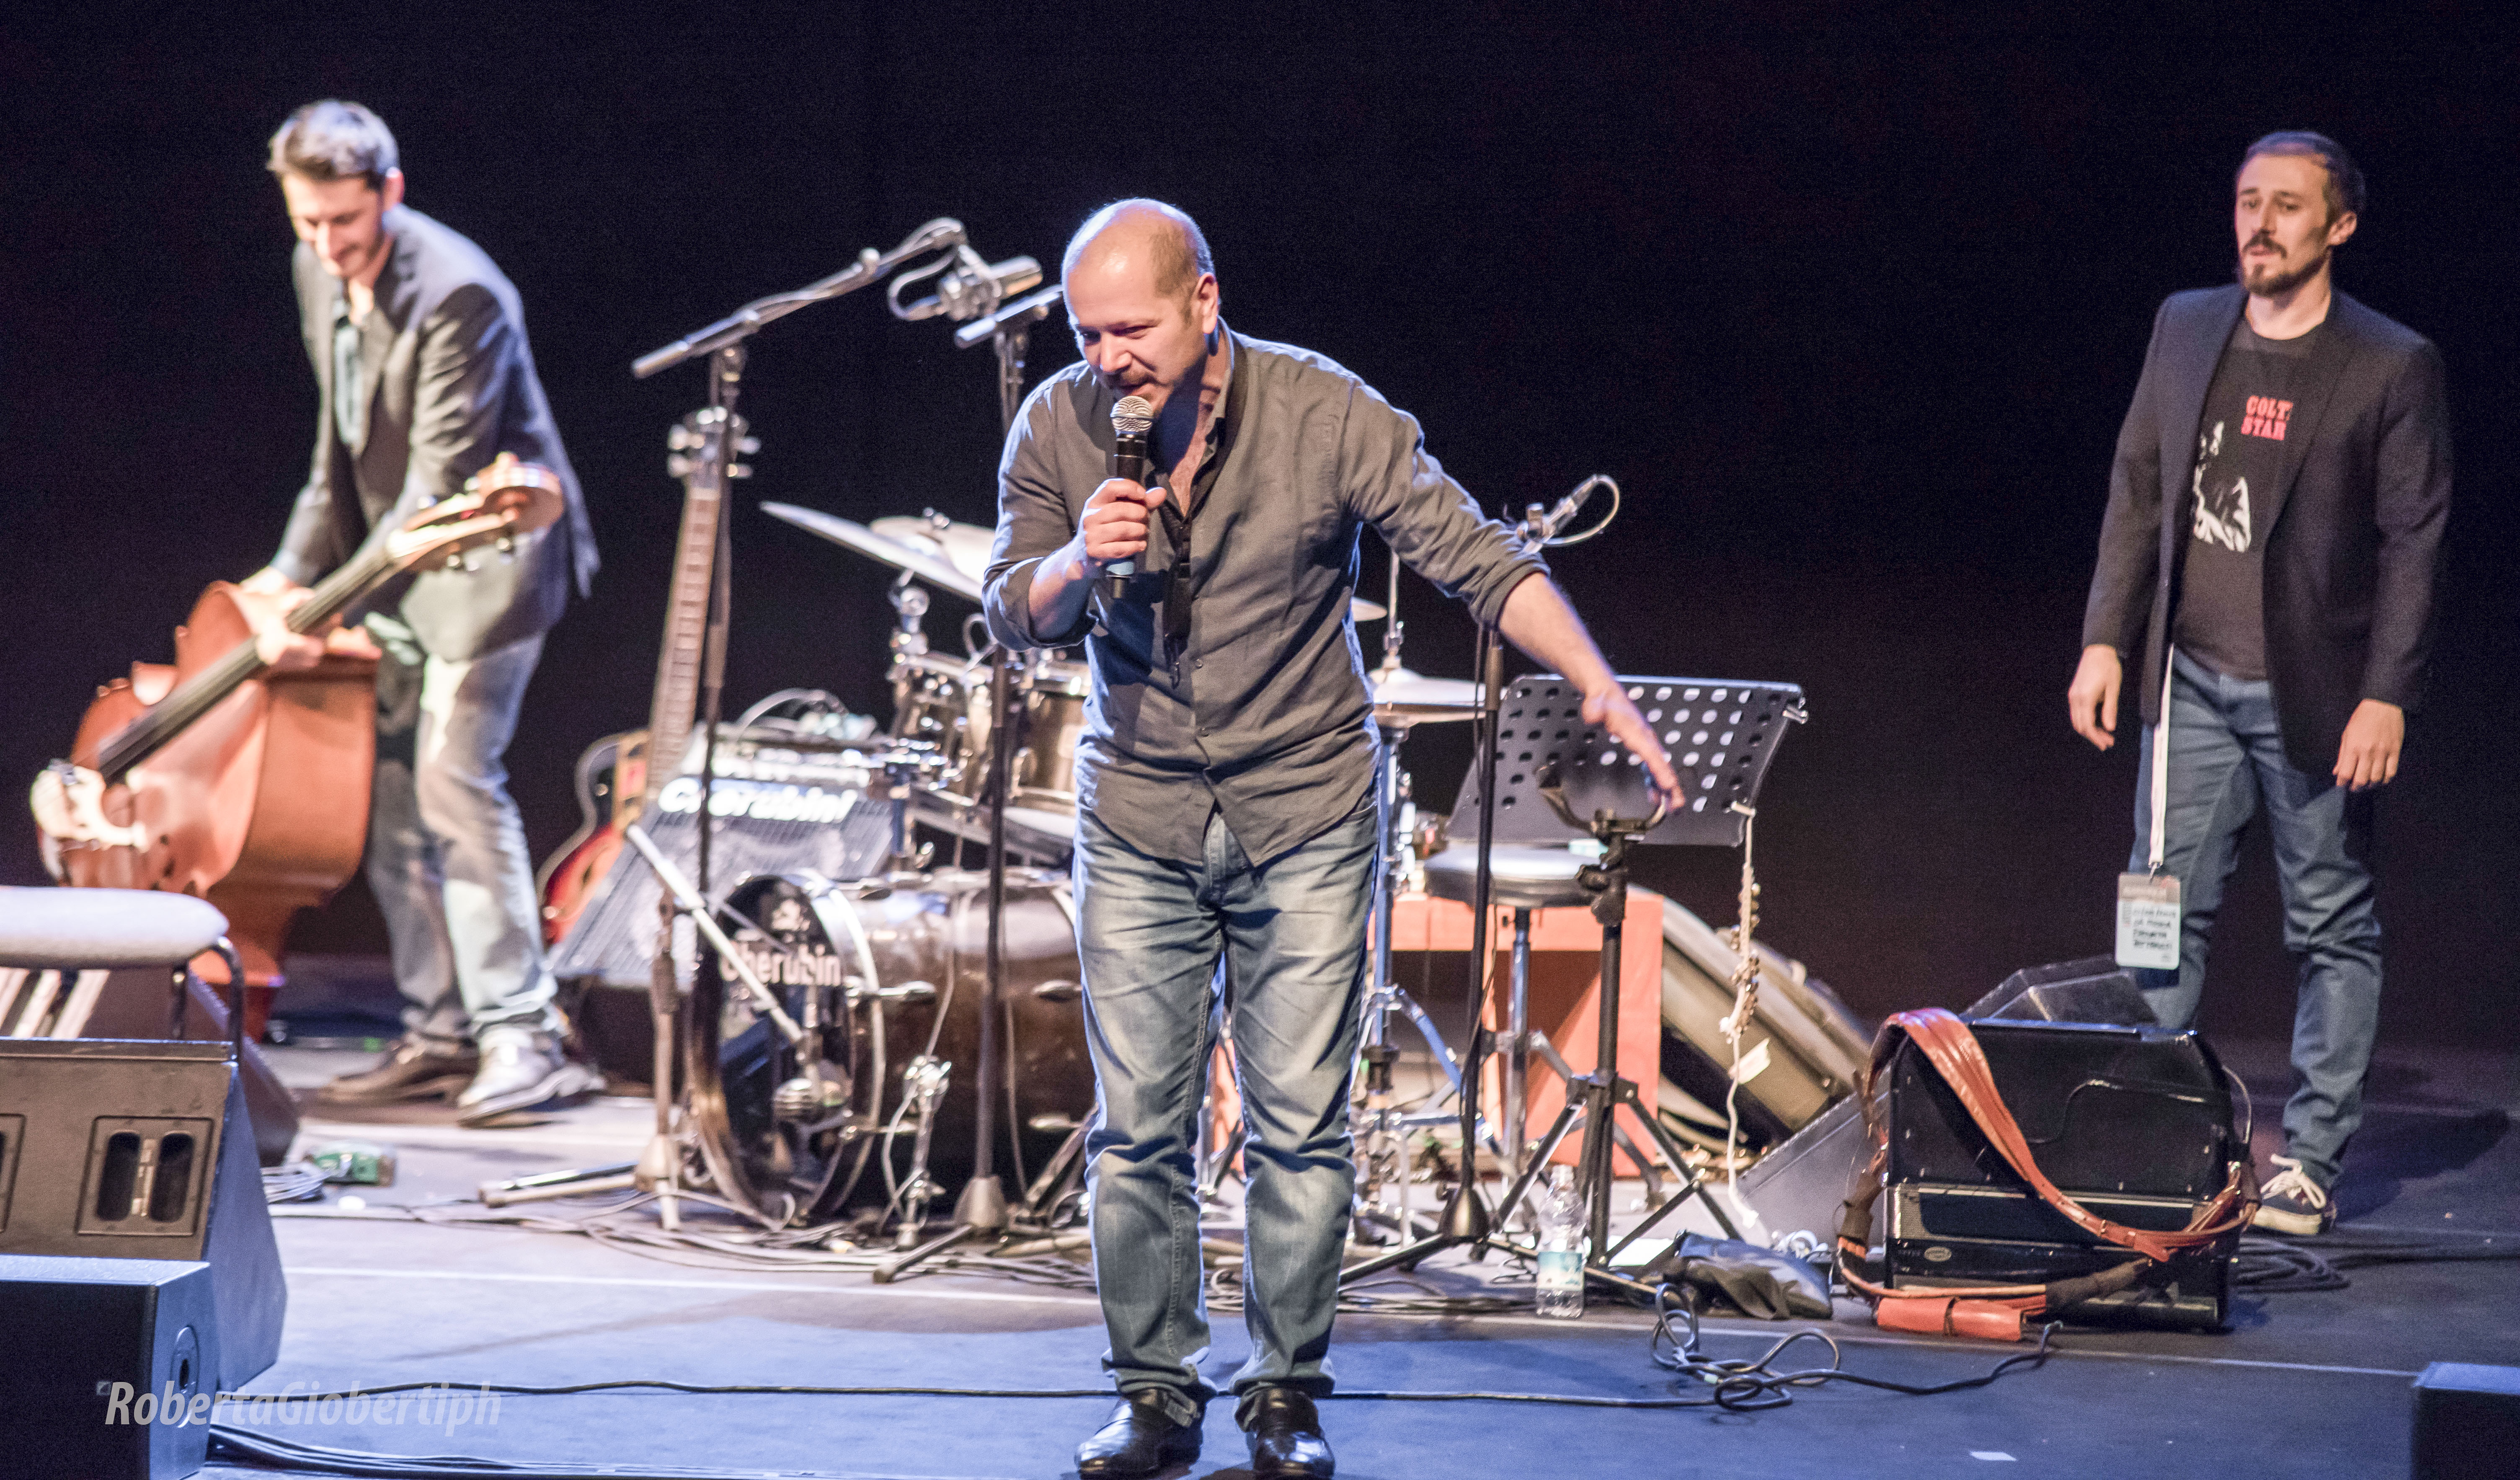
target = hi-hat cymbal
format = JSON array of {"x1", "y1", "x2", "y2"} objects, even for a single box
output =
[
  {"x1": 759, "y1": 503, "x2": 984, "y2": 603},
  {"x1": 1368, "y1": 667, "x2": 1481, "y2": 724},
  {"x1": 869, "y1": 514, "x2": 994, "y2": 585}
]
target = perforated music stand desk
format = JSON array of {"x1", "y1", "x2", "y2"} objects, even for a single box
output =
[{"x1": 1449, "y1": 675, "x2": 1805, "y2": 847}]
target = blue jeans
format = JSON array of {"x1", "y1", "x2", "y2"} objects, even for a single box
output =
[
  {"x1": 365, "y1": 615, "x2": 558, "y2": 1047},
  {"x1": 2129, "y1": 650, "x2": 2381, "y2": 1188},
  {"x1": 1072, "y1": 796, "x2": 1376, "y2": 1423}
]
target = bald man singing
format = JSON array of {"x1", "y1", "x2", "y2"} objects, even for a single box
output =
[{"x1": 982, "y1": 201, "x2": 1678, "y2": 1479}]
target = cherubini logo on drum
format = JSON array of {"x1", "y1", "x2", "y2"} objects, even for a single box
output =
[
  {"x1": 720, "y1": 893, "x2": 851, "y2": 987},
  {"x1": 654, "y1": 775, "x2": 860, "y2": 823}
]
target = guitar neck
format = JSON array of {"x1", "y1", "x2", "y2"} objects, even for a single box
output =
[
  {"x1": 637, "y1": 453, "x2": 728, "y2": 811},
  {"x1": 93, "y1": 542, "x2": 401, "y2": 785}
]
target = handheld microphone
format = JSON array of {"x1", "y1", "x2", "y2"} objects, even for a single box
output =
[{"x1": 1102, "y1": 395, "x2": 1154, "y2": 598}]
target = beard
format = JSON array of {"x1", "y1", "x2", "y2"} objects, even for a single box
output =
[{"x1": 2237, "y1": 239, "x2": 2329, "y2": 297}]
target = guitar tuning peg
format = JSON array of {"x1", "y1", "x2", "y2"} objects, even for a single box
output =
[
  {"x1": 727, "y1": 464, "x2": 752, "y2": 479},
  {"x1": 667, "y1": 454, "x2": 692, "y2": 478},
  {"x1": 737, "y1": 437, "x2": 762, "y2": 455},
  {"x1": 667, "y1": 425, "x2": 696, "y2": 450}
]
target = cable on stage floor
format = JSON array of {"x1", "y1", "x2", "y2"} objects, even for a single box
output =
[
  {"x1": 2233, "y1": 1227, "x2": 2520, "y2": 1293},
  {"x1": 1645, "y1": 1289, "x2": 2060, "y2": 1411}
]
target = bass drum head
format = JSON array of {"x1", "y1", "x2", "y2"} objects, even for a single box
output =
[{"x1": 688, "y1": 870, "x2": 1091, "y2": 1226}]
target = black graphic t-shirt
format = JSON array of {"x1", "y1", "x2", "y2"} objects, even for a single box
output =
[{"x1": 2173, "y1": 318, "x2": 2323, "y2": 682}]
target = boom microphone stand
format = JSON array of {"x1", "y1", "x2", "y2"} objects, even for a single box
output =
[
  {"x1": 876, "y1": 276, "x2": 1062, "y2": 1279},
  {"x1": 487, "y1": 223, "x2": 977, "y2": 1223}
]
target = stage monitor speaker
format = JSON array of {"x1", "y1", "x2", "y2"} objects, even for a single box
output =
[
  {"x1": 0, "y1": 1255, "x2": 218, "y2": 1480},
  {"x1": 0, "y1": 1039, "x2": 285, "y2": 1387},
  {"x1": 1966, "y1": 956, "x2": 2157, "y2": 1027},
  {"x1": 548, "y1": 749, "x2": 894, "y2": 992},
  {"x1": 1, "y1": 963, "x2": 301, "y2": 1166},
  {"x1": 2414, "y1": 1363, "x2": 2520, "y2": 1480},
  {"x1": 1729, "y1": 1090, "x2": 1865, "y2": 1246},
  {"x1": 1886, "y1": 1017, "x2": 2239, "y2": 1330}
]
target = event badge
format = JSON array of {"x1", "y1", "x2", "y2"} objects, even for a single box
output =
[{"x1": 2115, "y1": 873, "x2": 2179, "y2": 971}]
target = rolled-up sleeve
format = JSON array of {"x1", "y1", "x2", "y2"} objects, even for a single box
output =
[
  {"x1": 1340, "y1": 383, "x2": 1547, "y2": 626},
  {"x1": 983, "y1": 384, "x2": 1094, "y2": 651}
]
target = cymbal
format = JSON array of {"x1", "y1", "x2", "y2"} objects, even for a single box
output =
[
  {"x1": 775, "y1": 503, "x2": 1395, "y2": 625},
  {"x1": 869, "y1": 514, "x2": 993, "y2": 585},
  {"x1": 759, "y1": 503, "x2": 984, "y2": 603},
  {"x1": 1368, "y1": 667, "x2": 1481, "y2": 725}
]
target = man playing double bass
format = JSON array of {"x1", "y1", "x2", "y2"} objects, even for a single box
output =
[{"x1": 235, "y1": 100, "x2": 601, "y2": 1124}]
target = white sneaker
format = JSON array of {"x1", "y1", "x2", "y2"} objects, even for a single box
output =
[{"x1": 2251, "y1": 1155, "x2": 2334, "y2": 1237}]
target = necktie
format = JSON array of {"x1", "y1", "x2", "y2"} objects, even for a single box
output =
[{"x1": 333, "y1": 304, "x2": 364, "y2": 455}]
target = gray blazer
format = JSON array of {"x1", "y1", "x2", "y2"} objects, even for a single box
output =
[
  {"x1": 2081, "y1": 285, "x2": 2451, "y2": 772},
  {"x1": 272, "y1": 205, "x2": 597, "y2": 660}
]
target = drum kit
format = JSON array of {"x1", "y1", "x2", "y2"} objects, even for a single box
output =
[{"x1": 721, "y1": 500, "x2": 1489, "y2": 1249}]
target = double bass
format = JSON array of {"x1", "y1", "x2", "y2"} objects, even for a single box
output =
[{"x1": 31, "y1": 456, "x2": 565, "y2": 1027}]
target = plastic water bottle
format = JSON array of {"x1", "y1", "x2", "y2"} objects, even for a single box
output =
[{"x1": 1534, "y1": 1165, "x2": 1586, "y2": 1319}]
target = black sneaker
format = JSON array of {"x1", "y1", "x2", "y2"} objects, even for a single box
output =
[{"x1": 2251, "y1": 1155, "x2": 2335, "y2": 1237}]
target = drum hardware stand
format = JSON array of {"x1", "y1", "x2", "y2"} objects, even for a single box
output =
[
  {"x1": 482, "y1": 822, "x2": 812, "y2": 1220},
  {"x1": 1349, "y1": 551, "x2": 1497, "y2": 1245},
  {"x1": 1341, "y1": 619, "x2": 1511, "y2": 1271},
  {"x1": 890, "y1": 1054, "x2": 955, "y2": 1246}
]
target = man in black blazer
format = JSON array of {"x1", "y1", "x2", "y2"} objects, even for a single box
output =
[
  {"x1": 235, "y1": 101, "x2": 602, "y2": 1125},
  {"x1": 2069, "y1": 132, "x2": 2451, "y2": 1235}
]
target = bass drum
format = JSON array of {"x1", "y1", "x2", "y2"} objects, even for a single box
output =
[{"x1": 688, "y1": 869, "x2": 1093, "y2": 1225}]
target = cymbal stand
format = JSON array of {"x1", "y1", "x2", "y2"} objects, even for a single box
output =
[{"x1": 1341, "y1": 622, "x2": 1505, "y2": 1276}]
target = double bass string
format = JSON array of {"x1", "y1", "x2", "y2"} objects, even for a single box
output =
[{"x1": 95, "y1": 538, "x2": 393, "y2": 783}]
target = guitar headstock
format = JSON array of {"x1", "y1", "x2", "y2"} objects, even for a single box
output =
[
  {"x1": 385, "y1": 453, "x2": 567, "y2": 573},
  {"x1": 665, "y1": 408, "x2": 757, "y2": 486}
]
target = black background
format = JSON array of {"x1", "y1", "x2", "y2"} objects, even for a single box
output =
[{"x1": 4, "y1": 4, "x2": 2512, "y2": 1048}]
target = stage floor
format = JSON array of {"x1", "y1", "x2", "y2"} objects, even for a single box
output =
[{"x1": 205, "y1": 1029, "x2": 2517, "y2": 1480}]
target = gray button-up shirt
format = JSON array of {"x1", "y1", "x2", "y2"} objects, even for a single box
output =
[{"x1": 983, "y1": 330, "x2": 1547, "y2": 864}]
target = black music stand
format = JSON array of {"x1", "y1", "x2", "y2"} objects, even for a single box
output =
[{"x1": 1342, "y1": 674, "x2": 1804, "y2": 1293}]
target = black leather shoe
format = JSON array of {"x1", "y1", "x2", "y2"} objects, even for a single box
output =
[
  {"x1": 1076, "y1": 1390, "x2": 1200, "y2": 1478},
  {"x1": 1240, "y1": 1387, "x2": 1334, "y2": 1479},
  {"x1": 320, "y1": 1038, "x2": 478, "y2": 1104}
]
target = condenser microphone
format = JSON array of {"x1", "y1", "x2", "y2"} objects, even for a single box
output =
[{"x1": 1102, "y1": 395, "x2": 1154, "y2": 598}]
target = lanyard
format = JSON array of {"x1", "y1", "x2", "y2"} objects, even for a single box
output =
[{"x1": 2148, "y1": 645, "x2": 2176, "y2": 874}]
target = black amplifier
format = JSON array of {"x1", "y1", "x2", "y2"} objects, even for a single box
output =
[
  {"x1": 1885, "y1": 1017, "x2": 2241, "y2": 1330},
  {"x1": 548, "y1": 739, "x2": 896, "y2": 991}
]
